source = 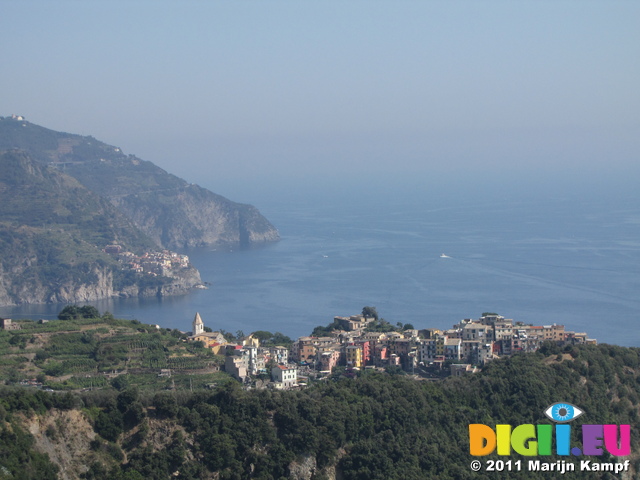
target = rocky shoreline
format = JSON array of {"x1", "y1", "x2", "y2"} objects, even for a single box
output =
[{"x1": 0, "y1": 264, "x2": 203, "y2": 307}]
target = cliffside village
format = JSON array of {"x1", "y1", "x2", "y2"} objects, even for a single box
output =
[
  {"x1": 103, "y1": 244, "x2": 191, "y2": 278},
  {"x1": 188, "y1": 312, "x2": 597, "y2": 389}
]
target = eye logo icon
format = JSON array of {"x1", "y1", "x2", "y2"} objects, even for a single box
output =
[{"x1": 544, "y1": 402, "x2": 584, "y2": 423}]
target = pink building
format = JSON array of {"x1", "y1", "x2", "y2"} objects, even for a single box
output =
[{"x1": 319, "y1": 349, "x2": 341, "y2": 373}]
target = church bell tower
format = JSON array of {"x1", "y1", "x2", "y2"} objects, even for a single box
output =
[{"x1": 193, "y1": 312, "x2": 204, "y2": 336}]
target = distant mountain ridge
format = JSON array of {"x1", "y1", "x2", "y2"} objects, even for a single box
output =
[
  {"x1": 0, "y1": 116, "x2": 279, "y2": 249},
  {"x1": 0, "y1": 115, "x2": 279, "y2": 306}
]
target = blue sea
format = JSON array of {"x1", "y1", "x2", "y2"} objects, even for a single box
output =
[{"x1": 3, "y1": 178, "x2": 640, "y2": 346}]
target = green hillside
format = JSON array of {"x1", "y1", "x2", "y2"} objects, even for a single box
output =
[
  {"x1": 0, "y1": 116, "x2": 279, "y2": 249},
  {"x1": 0, "y1": 341, "x2": 638, "y2": 479},
  {"x1": 0, "y1": 114, "x2": 278, "y2": 305},
  {"x1": 0, "y1": 313, "x2": 228, "y2": 391},
  {"x1": 0, "y1": 150, "x2": 156, "y2": 250},
  {"x1": 0, "y1": 150, "x2": 195, "y2": 305}
]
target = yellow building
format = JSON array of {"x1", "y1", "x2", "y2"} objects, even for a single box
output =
[{"x1": 345, "y1": 344, "x2": 363, "y2": 368}]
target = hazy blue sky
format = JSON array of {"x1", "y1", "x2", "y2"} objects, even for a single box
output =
[{"x1": 3, "y1": 1, "x2": 639, "y2": 201}]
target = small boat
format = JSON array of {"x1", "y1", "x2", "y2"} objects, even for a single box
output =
[{"x1": 440, "y1": 253, "x2": 450, "y2": 258}]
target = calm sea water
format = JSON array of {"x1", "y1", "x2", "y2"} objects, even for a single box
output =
[{"x1": 3, "y1": 184, "x2": 640, "y2": 346}]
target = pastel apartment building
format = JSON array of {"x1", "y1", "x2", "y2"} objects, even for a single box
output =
[
  {"x1": 319, "y1": 349, "x2": 341, "y2": 373},
  {"x1": 271, "y1": 365, "x2": 297, "y2": 389},
  {"x1": 345, "y1": 344, "x2": 363, "y2": 368},
  {"x1": 290, "y1": 312, "x2": 596, "y2": 375},
  {"x1": 188, "y1": 310, "x2": 597, "y2": 384}
]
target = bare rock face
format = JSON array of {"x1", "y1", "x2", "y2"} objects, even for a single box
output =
[
  {"x1": 116, "y1": 265, "x2": 202, "y2": 299},
  {"x1": 288, "y1": 453, "x2": 343, "y2": 480},
  {"x1": 0, "y1": 262, "x2": 202, "y2": 306},
  {"x1": 289, "y1": 454, "x2": 318, "y2": 480},
  {"x1": 50, "y1": 267, "x2": 115, "y2": 303},
  {"x1": 23, "y1": 410, "x2": 97, "y2": 480},
  {"x1": 111, "y1": 183, "x2": 279, "y2": 249}
]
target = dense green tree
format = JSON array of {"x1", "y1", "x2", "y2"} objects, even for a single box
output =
[
  {"x1": 94, "y1": 409, "x2": 123, "y2": 442},
  {"x1": 58, "y1": 305, "x2": 81, "y2": 320},
  {"x1": 80, "y1": 305, "x2": 101, "y2": 318},
  {"x1": 311, "y1": 318, "x2": 342, "y2": 337},
  {"x1": 364, "y1": 318, "x2": 398, "y2": 333},
  {"x1": 58, "y1": 304, "x2": 100, "y2": 320},
  {"x1": 361, "y1": 306, "x2": 379, "y2": 320},
  {"x1": 1, "y1": 344, "x2": 639, "y2": 479},
  {"x1": 115, "y1": 387, "x2": 145, "y2": 428},
  {"x1": 271, "y1": 332, "x2": 292, "y2": 346},
  {"x1": 0, "y1": 422, "x2": 58, "y2": 480},
  {"x1": 249, "y1": 330, "x2": 293, "y2": 346},
  {"x1": 152, "y1": 392, "x2": 178, "y2": 418},
  {"x1": 220, "y1": 329, "x2": 236, "y2": 342},
  {"x1": 110, "y1": 375, "x2": 130, "y2": 391},
  {"x1": 251, "y1": 330, "x2": 273, "y2": 342},
  {"x1": 116, "y1": 388, "x2": 139, "y2": 413}
]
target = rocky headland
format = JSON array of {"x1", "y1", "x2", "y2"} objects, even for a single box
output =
[{"x1": 0, "y1": 116, "x2": 278, "y2": 306}]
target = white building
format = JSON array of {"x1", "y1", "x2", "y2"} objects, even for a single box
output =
[{"x1": 271, "y1": 365, "x2": 297, "y2": 389}]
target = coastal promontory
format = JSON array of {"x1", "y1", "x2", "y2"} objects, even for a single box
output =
[{"x1": 0, "y1": 116, "x2": 279, "y2": 306}]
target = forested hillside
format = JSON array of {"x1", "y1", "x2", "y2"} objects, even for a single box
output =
[{"x1": 1, "y1": 343, "x2": 638, "y2": 480}]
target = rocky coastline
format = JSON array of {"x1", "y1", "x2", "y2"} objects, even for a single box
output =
[{"x1": 0, "y1": 117, "x2": 279, "y2": 307}]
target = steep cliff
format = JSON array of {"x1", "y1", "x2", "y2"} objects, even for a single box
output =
[
  {"x1": 108, "y1": 182, "x2": 279, "y2": 249},
  {"x1": 0, "y1": 116, "x2": 278, "y2": 305},
  {"x1": 0, "y1": 150, "x2": 201, "y2": 306},
  {"x1": 18, "y1": 407, "x2": 342, "y2": 480},
  {"x1": 0, "y1": 116, "x2": 280, "y2": 249}
]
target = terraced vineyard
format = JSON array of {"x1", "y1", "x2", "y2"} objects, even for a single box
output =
[{"x1": 0, "y1": 314, "x2": 229, "y2": 391}]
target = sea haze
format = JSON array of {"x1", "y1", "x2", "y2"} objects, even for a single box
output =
[{"x1": 3, "y1": 179, "x2": 639, "y2": 346}]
